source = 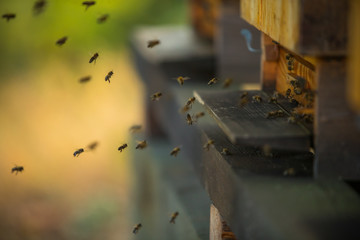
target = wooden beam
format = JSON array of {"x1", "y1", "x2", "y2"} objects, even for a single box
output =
[
  {"x1": 210, "y1": 204, "x2": 237, "y2": 240},
  {"x1": 261, "y1": 33, "x2": 279, "y2": 92},
  {"x1": 241, "y1": 0, "x2": 348, "y2": 56}
]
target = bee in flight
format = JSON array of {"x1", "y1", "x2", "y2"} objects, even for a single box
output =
[
  {"x1": 170, "y1": 147, "x2": 180, "y2": 157},
  {"x1": 185, "y1": 97, "x2": 196, "y2": 107},
  {"x1": 150, "y1": 92, "x2": 162, "y2": 101},
  {"x1": 11, "y1": 165, "x2": 24, "y2": 175},
  {"x1": 73, "y1": 148, "x2": 84, "y2": 157},
  {"x1": 174, "y1": 76, "x2": 190, "y2": 86},
  {"x1": 208, "y1": 78, "x2": 218, "y2": 86},
  {"x1": 105, "y1": 71, "x2": 113, "y2": 83},
  {"x1": 56, "y1": 36, "x2": 68, "y2": 46},
  {"x1": 79, "y1": 75, "x2": 92, "y2": 83},
  {"x1": 135, "y1": 140, "x2": 147, "y2": 150},
  {"x1": 89, "y1": 53, "x2": 99, "y2": 64},
  {"x1": 33, "y1": 0, "x2": 47, "y2": 15},
  {"x1": 129, "y1": 125, "x2": 142, "y2": 133},
  {"x1": 179, "y1": 104, "x2": 191, "y2": 114},
  {"x1": 186, "y1": 114, "x2": 195, "y2": 125},
  {"x1": 169, "y1": 211, "x2": 179, "y2": 224},
  {"x1": 97, "y1": 14, "x2": 109, "y2": 24},
  {"x1": 133, "y1": 223, "x2": 142, "y2": 234},
  {"x1": 87, "y1": 141, "x2": 98, "y2": 151},
  {"x1": 82, "y1": 1, "x2": 96, "y2": 10},
  {"x1": 118, "y1": 143, "x2": 128, "y2": 152},
  {"x1": 2, "y1": 13, "x2": 16, "y2": 22},
  {"x1": 203, "y1": 139, "x2": 214, "y2": 151},
  {"x1": 195, "y1": 111, "x2": 205, "y2": 120},
  {"x1": 147, "y1": 39, "x2": 160, "y2": 48},
  {"x1": 223, "y1": 78, "x2": 233, "y2": 88}
]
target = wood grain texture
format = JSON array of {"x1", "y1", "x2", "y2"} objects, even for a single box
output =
[
  {"x1": 195, "y1": 90, "x2": 311, "y2": 150},
  {"x1": 261, "y1": 33, "x2": 279, "y2": 92},
  {"x1": 241, "y1": 0, "x2": 348, "y2": 56}
]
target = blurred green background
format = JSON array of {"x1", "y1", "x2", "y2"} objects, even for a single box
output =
[{"x1": 0, "y1": 0, "x2": 186, "y2": 239}]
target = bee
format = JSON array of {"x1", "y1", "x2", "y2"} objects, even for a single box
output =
[
  {"x1": 285, "y1": 88, "x2": 292, "y2": 98},
  {"x1": 195, "y1": 111, "x2": 205, "y2": 119},
  {"x1": 150, "y1": 92, "x2": 162, "y2": 101},
  {"x1": 287, "y1": 116, "x2": 297, "y2": 123},
  {"x1": 223, "y1": 78, "x2": 233, "y2": 88},
  {"x1": 252, "y1": 95, "x2": 262, "y2": 103},
  {"x1": 170, "y1": 147, "x2": 180, "y2": 157},
  {"x1": 129, "y1": 125, "x2": 142, "y2": 133},
  {"x1": 73, "y1": 148, "x2": 84, "y2": 157},
  {"x1": 135, "y1": 140, "x2": 147, "y2": 150},
  {"x1": 33, "y1": 0, "x2": 47, "y2": 15},
  {"x1": 208, "y1": 78, "x2": 218, "y2": 86},
  {"x1": 11, "y1": 165, "x2": 24, "y2": 175},
  {"x1": 175, "y1": 76, "x2": 190, "y2": 86},
  {"x1": 262, "y1": 144, "x2": 272, "y2": 157},
  {"x1": 286, "y1": 54, "x2": 294, "y2": 71},
  {"x1": 185, "y1": 97, "x2": 196, "y2": 107},
  {"x1": 147, "y1": 39, "x2": 160, "y2": 48},
  {"x1": 203, "y1": 139, "x2": 214, "y2": 151},
  {"x1": 87, "y1": 141, "x2": 99, "y2": 150},
  {"x1": 133, "y1": 223, "x2": 142, "y2": 234},
  {"x1": 283, "y1": 168, "x2": 296, "y2": 176},
  {"x1": 82, "y1": 1, "x2": 96, "y2": 10},
  {"x1": 118, "y1": 143, "x2": 128, "y2": 152},
  {"x1": 239, "y1": 92, "x2": 249, "y2": 107},
  {"x1": 97, "y1": 14, "x2": 109, "y2": 24},
  {"x1": 179, "y1": 104, "x2": 191, "y2": 114},
  {"x1": 293, "y1": 87, "x2": 302, "y2": 95},
  {"x1": 170, "y1": 211, "x2": 179, "y2": 224},
  {"x1": 89, "y1": 53, "x2": 99, "y2": 63},
  {"x1": 56, "y1": 36, "x2": 68, "y2": 46},
  {"x1": 240, "y1": 92, "x2": 248, "y2": 99},
  {"x1": 79, "y1": 75, "x2": 92, "y2": 83},
  {"x1": 186, "y1": 114, "x2": 195, "y2": 125},
  {"x1": 302, "y1": 114, "x2": 314, "y2": 124},
  {"x1": 105, "y1": 71, "x2": 113, "y2": 83},
  {"x1": 2, "y1": 13, "x2": 16, "y2": 22},
  {"x1": 266, "y1": 110, "x2": 285, "y2": 119},
  {"x1": 221, "y1": 148, "x2": 231, "y2": 155}
]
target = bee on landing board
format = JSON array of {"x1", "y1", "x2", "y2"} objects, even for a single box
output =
[
  {"x1": 97, "y1": 14, "x2": 109, "y2": 24},
  {"x1": 223, "y1": 78, "x2": 233, "y2": 88},
  {"x1": 2, "y1": 13, "x2": 16, "y2": 22},
  {"x1": 33, "y1": 0, "x2": 47, "y2": 15},
  {"x1": 208, "y1": 78, "x2": 218, "y2": 86},
  {"x1": 266, "y1": 110, "x2": 285, "y2": 119},
  {"x1": 56, "y1": 36, "x2": 68, "y2": 46},
  {"x1": 147, "y1": 39, "x2": 160, "y2": 48},
  {"x1": 203, "y1": 139, "x2": 214, "y2": 151},
  {"x1": 252, "y1": 95, "x2": 262, "y2": 103},
  {"x1": 129, "y1": 125, "x2": 142, "y2": 133},
  {"x1": 79, "y1": 75, "x2": 92, "y2": 83},
  {"x1": 118, "y1": 143, "x2": 128, "y2": 152},
  {"x1": 133, "y1": 223, "x2": 142, "y2": 234},
  {"x1": 170, "y1": 147, "x2": 180, "y2": 157},
  {"x1": 150, "y1": 92, "x2": 162, "y2": 101},
  {"x1": 105, "y1": 71, "x2": 113, "y2": 83},
  {"x1": 174, "y1": 76, "x2": 190, "y2": 86},
  {"x1": 11, "y1": 165, "x2": 24, "y2": 175},
  {"x1": 82, "y1": 1, "x2": 96, "y2": 10},
  {"x1": 89, "y1": 53, "x2": 99, "y2": 63},
  {"x1": 170, "y1": 211, "x2": 179, "y2": 224},
  {"x1": 73, "y1": 148, "x2": 84, "y2": 157},
  {"x1": 239, "y1": 91, "x2": 249, "y2": 107},
  {"x1": 135, "y1": 140, "x2": 147, "y2": 150}
]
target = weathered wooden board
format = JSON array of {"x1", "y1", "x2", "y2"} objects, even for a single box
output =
[
  {"x1": 241, "y1": 0, "x2": 348, "y2": 56},
  {"x1": 210, "y1": 204, "x2": 237, "y2": 240},
  {"x1": 194, "y1": 89, "x2": 311, "y2": 150},
  {"x1": 261, "y1": 33, "x2": 279, "y2": 92}
]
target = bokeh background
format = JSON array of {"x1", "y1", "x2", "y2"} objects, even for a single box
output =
[{"x1": 0, "y1": 0, "x2": 186, "y2": 239}]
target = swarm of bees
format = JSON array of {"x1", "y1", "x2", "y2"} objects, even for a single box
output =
[
  {"x1": 56, "y1": 36, "x2": 68, "y2": 46},
  {"x1": 203, "y1": 139, "x2": 214, "y2": 151},
  {"x1": 89, "y1": 53, "x2": 99, "y2": 63},
  {"x1": 118, "y1": 143, "x2": 128, "y2": 152},
  {"x1": 150, "y1": 92, "x2": 162, "y2": 101},
  {"x1": 147, "y1": 39, "x2": 160, "y2": 48},
  {"x1": 170, "y1": 211, "x2": 179, "y2": 224},
  {"x1": 2, "y1": 13, "x2": 16, "y2": 22},
  {"x1": 73, "y1": 148, "x2": 85, "y2": 157},
  {"x1": 82, "y1": 1, "x2": 96, "y2": 10},
  {"x1": 133, "y1": 223, "x2": 142, "y2": 234},
  {"x1": 12, "y1": 165, "x2": 24, "y2": 175},
  {"x1": 135, "y1": 140, "x2": 147, "y2": 150},
  {"x1": 170, "y1": 147, "x2": 180, "y2": 157},
  {"x1": 105, "y1": 71, "x2": 113, "y2": 83},
  {"x1": 175, "y1": 76, "x2": 190, "y2": 86}
]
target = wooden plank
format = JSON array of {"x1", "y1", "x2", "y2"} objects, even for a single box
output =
[
  {"x1": 315, "y1": 59, "x2": 360, "y2": 180},
  {"x1": 194, "y1": 89, "x2": 311, "y2": 151},
  {"x1": 261, "y1": 33, "x2": 279, "y2": 92},
  {"x1": 210, "y1": 204, "x2": 237, "y2": 240},
  {"x1": 241, "y1": 0, "x2": 348, "y2": 56}
]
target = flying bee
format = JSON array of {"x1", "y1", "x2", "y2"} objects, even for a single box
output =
[
  {"x1": 223, "y1": 78, "x2": 233, "y2": 88},
  {"x1": 135, "y1": 140, "x2": 147, "y2": 150},
  {"x1": 252, "y1": 95, "x2": 262, "y2": 103},
  {"x1": 105, "y1": 71, "x2": 113, "y2": 83},
  {"x1": 186, "y1": 97, "x2": 196, "y2": 107},
  {"x1": 129, "y1": 125, "x2": 142, "y2": 133},
  {"x1": 33, "y1": 0, "x2": 47, "y2": 15},
  {"x1": 79, "y1": 75, "x2": 92, "y2": 83},
  {"x1": 118, "y1": 143, "x2": 128, "y2": 152},
  {"x1": 97, "y1": 14, "x2": 109, "y2": 24},
  {"x1": 87, "y1": 141, "x2": 98, "y2": 150},
  {"x1": 221, "y1": 148, "x2": 231, "y2": 155},
  {"x1": 179, "y1": 104, "x2": 191, "y2": 114},
  {"x1": 73, "y1": 148, "x2": 84, "y2": 157},
  {"x1": 56, "y1": 36, "x2": 68, "y2": 46},
  {"x1": 147, "y1": 39, "x2": 160, "y2": 48},
  {"x1": 283, "y1": 168, "x2": 296, "y2": 176},
  {"x1": 11, "y1": 165, "x2": 24, "y2": 175},
  {"x1": 195, "y1": 111, "x2": 205, "y2": 120},
  {"x1": 170, "y1": 211, "x2": 179, "y2": 224},
  {"x1": 203, "y1": 139, "x2": 214, "y2": 151},
  {"x1": 170, "y1": 147, "x2": 180, "y2": 157},
  {"x1": 186, "y1": 114, "x2": 195, "y2": 125},
  {"x1": 150, "y1": 91, "x2": 162, "y2": 101},
  {"x1": 2, "y1": 13, "x2": 16, "y2": 22},
  {"x1": 208, "y1": 78, "x2": 218, "y2": 86},
  {"x1": 89, "y1": 53, "x2": 99, "y2": 63},
  {"x1": 174, "y1": 76, "x2": 190, "y2": 86},
  {"x1": 133, "y1": 223, "x2": 142, "y2": 234},
  {"x1": 82, "y1": 1, "x2": 96, "y2": 10}
]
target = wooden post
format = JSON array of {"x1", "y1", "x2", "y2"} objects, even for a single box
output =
[
  {"x1": 260, "y1": 33, "x2": 279, "y2": 92},
  {"x1": 210, "y1": 204, "x2": 237, "y2": 240}
]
